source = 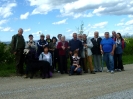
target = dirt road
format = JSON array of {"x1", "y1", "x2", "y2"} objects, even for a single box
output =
[{"x1": 0, "y1": 64, "x2": 133, "y2": 99}]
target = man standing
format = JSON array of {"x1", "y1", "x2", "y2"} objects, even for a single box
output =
[
  {"x1": 100, "y1": 32, "x2": 115, "y2": 74},
  {"x1": 46, "y1": 34, "x2": 52, "y2": 45},
  {"x1": 11, "y1": 28, "x2": 25, "y2": 76},
  {"x1": 69, "y1": 33, "x2": 83, "y2": 65},
  {"x1": 37, "y1": 34, "x2": 48, "y2": 57},
  {"x1": 91, "y1": 31, "x2": 102, "y2": 72},
  {"x1": 111, "y1": 31, "x2": 116, "y2": 41},
  {"x1": 81, "y1": 34, "x2": 95, "y2": 74}
]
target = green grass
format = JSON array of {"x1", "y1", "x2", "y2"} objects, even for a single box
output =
[
  {"x1": 0, "y1": 63, "x2": 16, "y2": 77},
  {"x1": 123, "y1": 55, "x2": 133, "y2": 65},
  {"x1": 0, "y1": 55, "x2": 133, "y2": 77}
]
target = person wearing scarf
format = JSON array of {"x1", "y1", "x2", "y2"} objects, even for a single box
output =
[{"x1": 114, "y1": 33, "x2": 125, "y2": 71}]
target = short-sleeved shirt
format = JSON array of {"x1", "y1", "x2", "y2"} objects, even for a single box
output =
[{"x1": 100, "y1": 38, "x2": 115, "y2": 53}]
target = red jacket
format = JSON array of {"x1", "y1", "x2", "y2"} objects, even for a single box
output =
[{"x1": 57, "y1": 41, "x2": 68, "y2": 55}]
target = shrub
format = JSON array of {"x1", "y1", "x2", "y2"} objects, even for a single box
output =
[
  {"x1": 0, "y1": 42, "x2": 15, "y2": 65},
  {"x1": 123, "y1": 38, "x2": 133, "y2": 55}
]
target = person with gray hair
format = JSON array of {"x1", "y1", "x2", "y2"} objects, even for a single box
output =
[
  {"x1": 100, "y1": 32, "x2": 115, "y2": 74},
  {"x1": 91, "y1": 31, "x2": 102, "y2": 72},
  {"x1": 57, "y1": 35, "x2": 69, "y2": 74},
  {"x1": 81, "y1": 34, "x2": 95, "y2": 74},
  {"x1": 46, "y1": 34, "x2": 52, "y2": 45},
  {"x1": 10, "y1": 28, "x2": 25, "y2": 76}
]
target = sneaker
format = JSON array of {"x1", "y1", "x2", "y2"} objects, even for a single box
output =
[
  {"x1": 111, "y1": 71, "x2": 114, "y2": 74},
  {"x1": 115, "y1": 69, "x2": 117, "y2": 71},
  {"x1": 118, "y1": 69, "x2": 121, "y2": 72},
  {"x1": 58, "y1": 71, "x2": 60, "y2": 73},
  {"x1": 107, "y1": 70, "x2": 110, "y2": 73}
]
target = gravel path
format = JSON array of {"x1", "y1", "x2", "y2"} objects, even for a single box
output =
[{"x1": 0, "y1": 64, "x2": 133, "y2": 99}]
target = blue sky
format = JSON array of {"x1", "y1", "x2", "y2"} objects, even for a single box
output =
[{"x1": 0, "y1": 0, "x2": 133, "y2": 41}]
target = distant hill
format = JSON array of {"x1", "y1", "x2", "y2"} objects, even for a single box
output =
[{"x1": 2, "y1": 41, "x2": 11, "y2": 45}]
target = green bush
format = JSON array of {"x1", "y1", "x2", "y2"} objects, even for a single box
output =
[
  {"x1": 0, "y1": 42, "x2": 15, "y2": 76},
  {"x1": 123, "y1": 38, "x2": 133, "y2": 55},
  {"x1": 0, "y1": 42, "x2": 14, "y2": 64}
]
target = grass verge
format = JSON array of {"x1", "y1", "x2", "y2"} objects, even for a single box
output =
[{"x1": 0, "y1": 55, "x2": 133, "y2": 77}]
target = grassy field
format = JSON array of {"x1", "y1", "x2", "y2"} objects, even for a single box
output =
[{"x1": 0, "y1": 55, "x2": 133, "y2": 77}]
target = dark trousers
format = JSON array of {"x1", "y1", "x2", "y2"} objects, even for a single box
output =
[
  {"x1": 50, "y1": 50, "x2": 58, "y2": 70},
  {"x1": 59, "y1": 55, "x2": 67, "y2": 73},
  {"x1": 114, "y1": 54, "x2": 123, "y2": 70},
  {"x1": 15, "y1": 50, "x2": 24, "y2": 74}
]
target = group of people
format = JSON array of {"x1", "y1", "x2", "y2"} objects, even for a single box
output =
[{"x1": 10, "y1": 28, "x2": 125, "y2": 78}]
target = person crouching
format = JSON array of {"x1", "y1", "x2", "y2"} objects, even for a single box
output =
[{"x1": 69, "y1": 51, "x2": 82, "y2": 76}]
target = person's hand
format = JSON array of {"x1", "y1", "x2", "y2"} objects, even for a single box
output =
[
  {"x1": 28, "y1": 43, "x2": 31, "y2": 46},
  {"x1": 68, "y1": 46, "x2": 70, "y2": 49},
  {"x1": 69, "y1": 51, "x2": 72, "y2": 55},
  {"x1": 110, "y1": 51, "x2": 114, "y2": 56},
  {"x1": 101, "y1": 50, "x2": 104, "y2": 54},
  {"x1": 78, "y1": 65, "x2": 80, "y2": 68},
  {"x1": 74, "y1": 68, "x2": 78, "y2": 71},
  {"x1": 75, "y1": 49, "x2": 79, "y2": 52},
  {"x1": 13, "y1": 52, "x2": 16, "y2": 55},
  {"x1": 62, "y1": 46, "x2": 65, "y2": 50},
  {"x1": 42, "y1": 45, "x2": 45, "y2": 47},
  {"x1": 84, "y1": 44, "x2": 87, "y2": 46},
  {"x1": 52, "y1": 49, "x2": 55, "y2": 51}
]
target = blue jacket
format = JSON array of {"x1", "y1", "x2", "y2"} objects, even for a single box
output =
[
  {"x1": 69, "y1": 39, "x2": 83, "y2": 52},
  {"x1": 37, "y1": 40, "x2": 48, "y2": 55}
]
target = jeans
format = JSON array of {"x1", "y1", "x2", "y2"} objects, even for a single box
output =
[
  {"x1": 103, "y1": 53, "x2": 114, "y2": 71},
  {"x1": 70, "y1": 65, "x2": 82, "y2": 75}
]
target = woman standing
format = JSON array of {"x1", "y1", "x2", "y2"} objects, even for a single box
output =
[
  {"x1": 49, "y1": 37, "x2": 58, "y2": 72},
  {"x1": 39, "y1": 46, "x2": 52, "y2": 77},
  {"x1": 114, "y1": 33, "x2": 125, "y2": 71},
  {"x1": 57, "y1": 36, "x2": 69, "y2": 74}
]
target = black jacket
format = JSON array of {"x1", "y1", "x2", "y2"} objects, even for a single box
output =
[{"x1": 91, "y1": 37, "x2": 102, "y2": 55}]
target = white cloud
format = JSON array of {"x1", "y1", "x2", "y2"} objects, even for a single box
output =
[
  {"x1": 0, "y1": 20, "x2": 8, "y2": 25},
  {"x1": 91, "y1": 22, "x2": 108, "y2": 28},
  {"x1": 20, "y1": 12, "x2": 30, "y2": 19},
  {"x1": 66, "y1": 29, "x2": 72, "y2": 32},
  {"x1": 27, "y1": 0, "x2": 133, "y2": 18},
  {"x1": 93, "y1": 6, "x2": 105, "y2": 16},
  {"x1": 24, "y1": 28, "x2": 31, "y2": 32},
  {"x1": 52, "y1": 18, "x2": 68, "y2": 25},
  {"x1": 0, "y1": 27, "x2": 14, "y2": 32},
  {"x1": 125, "y1": 20, "x2": 133, "y2": 25},
  {"x1": 128, "y1": 15, "x2": 133, "y2": 18},
  {"x1": 116, "y1": 22, "x2": 124, "y2": 26},
  {"x1": 0, "y1": 2, "x2": 17, "y2": 18}
]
